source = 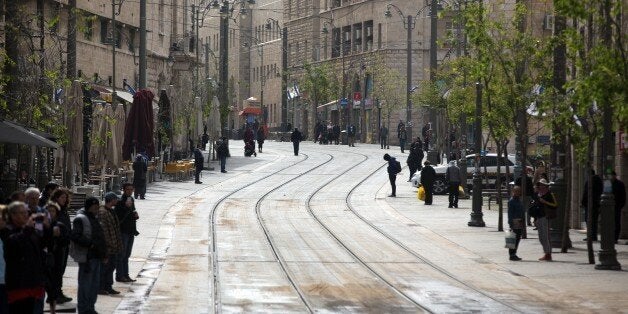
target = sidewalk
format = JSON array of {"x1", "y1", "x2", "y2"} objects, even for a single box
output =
[{"x1": 381, "y1": 183, "x2": 628, "y2": 312}]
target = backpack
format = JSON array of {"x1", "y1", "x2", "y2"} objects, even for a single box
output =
[{"x1": 393, "y1": 160, "x2": 402, "y2": 174}]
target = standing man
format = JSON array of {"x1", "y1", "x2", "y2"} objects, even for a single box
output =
[
  {"x1": 98, "y1": 192, "x2": 123, "y2": 295},
  {"x1": 194, "y1": 144, "x2": 204, "y2": 184},
  {"x1": 333, "y1": 124, "x2": 340, "y2": 145},
  {"x1": 132, "y1": 154, "x2": 147, "y2": 200},
  {"x1": 406, "y1": 137, "x2": 423, "y2": 182},
  {"x1": 397, "y1": 120, "x2": 404, "y2": 140},
  {"x1": 216, "y1": 137, "x2": 229, "y2": 173},
  {"x1": 611, "y1": 171, "x2": 626, "y2": 242},
  {"x1": 581, "y1": 170, "x2": 603, "y2": 241},
  {"x1": 257, "y1": 125, "x2": 266, "y2": 153},
  {"x1": 70, "y1": 197, "x2": 106, "y2": 314},
  {"x1": 384, "y1": 154, "x2": 401, "y2": 197},
  {"x1": 201, "y1": 131, "x2": 209, "y2": 151},
  {"x1": 507, "y1": 186, "x2": 525, "y2": 261},
  {"x1": 380, "y1": 125, "x2": 389, "y2": 149},
  {"x1": 533, "y1": 179, "x2": 557, "y2": 261},
  {"x1": 398, "y1": 125, "x2": 408, "y2": 153},
  {"x1": 422, "y1": 122, "x2": 431, "y2": 151},
  {"x1": 291, "y1": 128, "x2": 302, "y2": 156},
  {"x1": 420, "y1": 160, "x2": 436, "y2": 205},
  {"x1": 347, "y1": 125, "x2": 356, "y2": 147},
  {"x1": 115, "y1": 183, "x2": 139, "y2": 283},
  {"x1": 445, "y1": 161, "x2": 461, "y2": 208}
]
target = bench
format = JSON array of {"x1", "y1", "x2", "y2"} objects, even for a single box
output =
[{"x1": 482, "y1": 189, "x2": 510, "y2": 210}]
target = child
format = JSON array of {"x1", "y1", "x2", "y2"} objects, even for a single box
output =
[{"x1": 507, "y1": 186, "x2": 525, "y2": 261}]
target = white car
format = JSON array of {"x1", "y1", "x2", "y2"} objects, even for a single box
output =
[{"x1": 411, "y1": 154, "x2": 521, "y2": 194}]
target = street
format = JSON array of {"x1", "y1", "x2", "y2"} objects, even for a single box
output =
[{"x1": 61, "y1": 141, "x2": 628, "y2": 313}]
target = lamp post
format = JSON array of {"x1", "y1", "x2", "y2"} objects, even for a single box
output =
[
  {"x1": 385, "y1": 2, "x2": 436, "y2": 146},
  {"x1": 468, "y1": 81, "x2": 485, "y2": 227}
]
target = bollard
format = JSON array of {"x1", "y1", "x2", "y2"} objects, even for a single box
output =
[
  {"x1": 550, "y1": 178, "x2": 572, "y2": 248},
  {"x1": 595, "y1": 181, "x2": 621, "y2": 270}
]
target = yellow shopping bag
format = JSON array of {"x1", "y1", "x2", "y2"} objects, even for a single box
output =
[
  {"x1": 417, "y1": 185, "x2": 425, "y2": 201},
  {"x1": 459, "y1": 185, "x2": 466, "y2": 198}
]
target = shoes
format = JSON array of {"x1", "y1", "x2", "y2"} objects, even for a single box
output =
[
  {"x1": 57, "y1": 294, "x2": 72, "y2": 304},
  {"x1": 98, "y1": 289, "x2": 109, "y2": 295},
  {"x1": 448, "y1": 205, "x2": 453, "y2": 208},
  {"x1": 388, "y1": 194, "x2": 396, "y2": 197},
  {"x1": 106, "y1": 288, "x2": 121, "y2": 295},
  {"x1": 140, "y1": 196, "x2": 145, "y2": 200},
  {"x1": 454, "y1": 204, "x2": 458, "y2": 208},
  {"x1": 407, "y1": 179, "x2": 411, "y2": 182},
  {"x1": 583, "y1": 238, "x2": 598, "y2": 242},
  {"x1": 509, "y1": 256, "x2": 522, "y2": 261},
  {"x1": 116, "y1": 277, "x2": 136, "y2": 283},
  {"x1": 539, "y1": 254, "x2": 552, "y2": 261},
  {"x1": 195, "y1": 181, "x2": 203, "y2": 184},
  {"x1": 221, "y1": 170, "x2": 227, "y2": 173}
]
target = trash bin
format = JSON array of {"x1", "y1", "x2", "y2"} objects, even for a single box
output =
[
  {"x1": 341, "y1": 130, "x2": 348, "y2": 145},
  {"x1": 427, "y1": 150, "x2": 439, "y2": 165}
]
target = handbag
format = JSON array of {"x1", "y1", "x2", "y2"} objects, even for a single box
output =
[
  {"x1": 417, "y1": 185, "x2": 425, "y2": 201},
  {"x1": 505, "y1": 231, "x2": 517, "y2": 249},
  {"x1": 458, "y1": 185, "x2": 465, "y2": 198}
]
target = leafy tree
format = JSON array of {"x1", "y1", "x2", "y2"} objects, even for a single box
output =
[
  {"x1": 299, "y1": 62, "x2": 338, "y2": 140},
  {"x1": 369, "y1": 54, "x2": 405, "y2": 143}
]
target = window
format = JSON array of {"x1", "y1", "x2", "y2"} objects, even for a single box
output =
[
  {"x1": 364, "y1": 21, "x2": 373, "y2": 51},
  {"x1": 353, "y1": 23, "x2": 362, "y2": 53},
  {"x1": 158, "y1": 0, "x2": 165, "y2": 34},
  {"x1": 332, "y1": 0, "x2": 341, "y2": 8},
  {"x1": 377, "y1": 23, "x2": 382, "y2": 49},
  {"x1": 342, "y1": 26, "x2": 351, "y2": 55},
  {"x1": 331, "y1": 28, "x2": 341, "y2": 58},
  {"x1": 128, "y1": 28, "x2": 136, "y2": 51},
  {"x1": 100, "y1": 18, "x2": 121, "y2": 48},
  {"x1": 84, "y1": 17, "x2": 93, "y2": 41}
]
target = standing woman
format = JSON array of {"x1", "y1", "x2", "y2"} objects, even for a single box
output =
[
  {"x1": 44, "y1": 202, "x2": 70, "y2": 312},
  {"x1": 257, "y1": 125, "x2": 266, "y2": 153},
  {"x1": 48, "y1": 188, "x2": 73, "y2": 304},
  {"x1": 133, "y1": 154, "x2": 147, "y2": 199}
]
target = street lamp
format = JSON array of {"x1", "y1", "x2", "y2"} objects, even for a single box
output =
[
  {"x1": 385, "y1": 0, "x2": 438, "y2": 146},
  {"x1": 468, "y1": 81, "x2": 485, "y2": 227}
]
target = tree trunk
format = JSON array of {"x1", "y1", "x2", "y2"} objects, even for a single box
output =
[
  {"x1": 67, "y1": 0, "x2": 77, "y2": 79},
  {"x1": 496, "y1": 141, "x2": 504, "y2": 231}
]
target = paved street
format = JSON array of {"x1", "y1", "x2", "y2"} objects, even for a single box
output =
[{"x1": 59, "y1": 141, "x2": 628, "y2": 313}]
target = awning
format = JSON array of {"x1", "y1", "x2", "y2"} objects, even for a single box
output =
[
  {"x1": 318, "y1": 100, "x2": 339, "y2": 110},
  {"x1": 0, "y1": 120, "x2": 60, "y2": 148},
  {"x1": 104, "y1": 87, "x2": 135, "y2": 104},
  {"x1": 239, "y1": 107, "x2": 262, "y2": 116}
]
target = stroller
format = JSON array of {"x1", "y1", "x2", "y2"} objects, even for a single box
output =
[{"x1": 244, "y1": 140, "x2": 257, "y2": 157}]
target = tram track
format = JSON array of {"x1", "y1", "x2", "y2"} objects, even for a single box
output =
[{"x1": 210, "y1": 147, "x2": 313, "y2": 314}]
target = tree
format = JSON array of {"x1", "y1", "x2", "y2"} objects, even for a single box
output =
[
  {"x1": 299, "y1": 62, "x2": 337, "y2": 140},
  {"x1": 369, "y1": 53, "x2": 405, "y2": 143}
]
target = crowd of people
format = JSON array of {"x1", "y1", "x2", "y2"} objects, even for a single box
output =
[{"x1": 0, "y1": 182, "x2": 140, "y2": 313}]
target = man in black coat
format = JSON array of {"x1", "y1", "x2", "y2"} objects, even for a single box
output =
[
  {"x1": 132, "y1": 154, "x2": 147, "y2": 199},
  {"x1": 611, "y1": 171, "x2": 626, "y2": 242},
  {"x1": 291, "y1": 128, "x2": 302, "y2": 156},
  {"x1": 380, "y1": 126, "x2": 389, "y2": 149},
  {"x1": 115, "y1": 183, "x2": 139, "y2": 283},
  {"x1": 582, "y1": 170, "x2": 604, "y2": 241},
  {"x1": 194, "y1": 145, "x2": 204, "y2": 184},
  {"x1": 216, "y1": 137, "x2": 229, "y2": 173},
  {"x1": 406, "y1": 137, "x2": 423, "y2": 182},
  {"x1": 384, "y1": 154, "x2": 401, "y2": 197},
  {"x1": 420, "y1": 160, "x2": 436, "y2": 205}
]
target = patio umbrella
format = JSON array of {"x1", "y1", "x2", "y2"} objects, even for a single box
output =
[
  {"x1": 90, "y1": 104, "x2": 106, "y2": 164},
  {"x1": 64, "y1": 80, "x2": 83, "y2": 185},
  {"x1": 211, "y1": 96, "x2": 221, "y2": 138},
  {"x1": 122, "y1": 89, "x2": 155, "y2": 160},
  {"x1": 110, "y1": 104, "x2": 125, "y2": 167}
]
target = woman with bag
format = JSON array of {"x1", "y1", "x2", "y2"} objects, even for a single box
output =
[{"x1": 507, "y1": 186, "x2": 525, "y2": 261}]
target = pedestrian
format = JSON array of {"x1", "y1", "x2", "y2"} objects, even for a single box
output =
[
  {"x1": 44, "y1": 201, "x2": 70, "y2": 312},
  {"x1": 333, "y1": 124, "x2": 340, "y2": 145},
  {"x1": 48, "y1": 188, "x2": 73, "y2": 304},
  {"x1": 98, "y1": 193, "x2": 123, "y2": 296},
  {"x1": 507, "y1": 186, "x2": 525, "y2": 261},
  {"x1": 347, "y1": 125, "x2": 356, "y2": 147},
  {"x1": 2, "y1": 201, "x2": 47, "y2": 313},
  {"x1": 384, "y1": 154, "x2": 402, "y2": 197},
  {"x1": 533, "y1": 160, "x2": 547, "y2": 184},
  {"x1": 445, "y1": 160, "x2": 461, "y2": 208},
  {"x1": 132, "y1": 154, "x2": 147, "y2": 199},
  {"x1": 611, "y1": 171, "x2": 626, "y2": 242},
  {"x1": 406, "y1": 137, "x2": 423, "y2": 182},
  {"x1": 24, "y1": 187, "x2": 44, "y2": 214},
  {"x1": 0, "y1": 205, "x2": 8, "y2": 314},
  {"x1": 515, "y1": 168, "x2": 535, "y2": 227},
  {"x1": 398, "y1": 125, "x2": 407, "y2": 153},
  {"x1": 202, "y1": 131, "x2": 209, "y2": 151},
  {"x1": 243, "y1": 126, "x2": 257, "y2": 157},
  {"x1": 257, "y1": 125, "x2": 266, "y2": 153},
  {"x1": 581, "y1": 170, "x2": 603, "y2": 241},
  {"x1": 380, "y1": 125, "x2": 389, "y2": 149},
  {"x1": 531, "y1": 179, "x2": 558, "y2": 261},
  {"x1": 115, "y1": 183, "x2": 139, "y2": 283},
  {"x1": 216, "y1": 137, "x2": 229, "y2": 173},
  {"x1": 70, "y1": 197, "x2": 107, "y2": 314},
  {"x1": 422, "y1": 123, "x2": 431, "y2": 151},
  {"x1": 314, "y1": 121, "x2": 321, "y2": 144},
  {"x1": 194, "y1": 144, "x2": 204, "y2": 184},
  {"x1": 420, "y1": 160, "x2": 436, "y2": 205},
  {"x1": 396, "y1": 120, "x2": 404, "y2": 140},
  {"x1": 291, "y1": 128, "x2": 302, "y2": 156},
  {"x1": 38, "y1": 181, "x2": 59, "y2": 208}
]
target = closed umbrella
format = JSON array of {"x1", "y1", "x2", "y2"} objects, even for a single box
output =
[
  {"x1": 64, "y1": 80, "x2": 83, "y2": 186},
  {"x1": 122, "y1": 89, "x2": 155, "y2": 160},
  {"x1": 157, "y1": 90, "x2": 172, "y2": 153},
  {"x1": 109, "y1": 104, "x2": 125, "y2": 168}
]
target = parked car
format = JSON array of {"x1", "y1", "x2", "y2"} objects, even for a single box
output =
[{"x1": 411, "y1": 154, "x2": 524, "y2": 194}]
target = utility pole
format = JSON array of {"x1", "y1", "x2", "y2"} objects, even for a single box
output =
[
  {"x1": 67, "y1": 0, "x2": 77, "y2": 79},
  {"x1": 405, "y1": 14, "x2": 413, "y2": 142},
  {"x1": 139, "y1": 0, "x2": 147, "y2": 88},
  {"x1": 219, "y1": 5, "x2": 229, "y2": 137},
  {"x1": 111, "y1": 0, "x2": 117, "y2": 105},
  {"x1": 281, "y1": 26, "x2": 288, "y2": 131}
]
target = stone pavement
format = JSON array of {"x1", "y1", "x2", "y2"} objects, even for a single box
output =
[{"x1": 51, "y1": 141, "x2": 627, "y2": 313}]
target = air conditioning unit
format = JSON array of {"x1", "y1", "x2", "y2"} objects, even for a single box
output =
[{"x1": 543, "y1": 14, "x2": 554, "y2": 31}]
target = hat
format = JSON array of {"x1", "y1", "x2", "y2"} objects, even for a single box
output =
[
  {"x1": 84, "y1": 197, "x2": 100, "y2": 209},
  {"x1": 383, "y1": 153, "x2": 391, "y2": 161},
  {"x1": 424, "y1": 160, "x2": 431, "y2": 165},
  {"x1": 537, "y1": 178, "x2": 550, "y2": 185},
  {"x1": 104, "y1": 192, "x2": 119, "y2": 203}
]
